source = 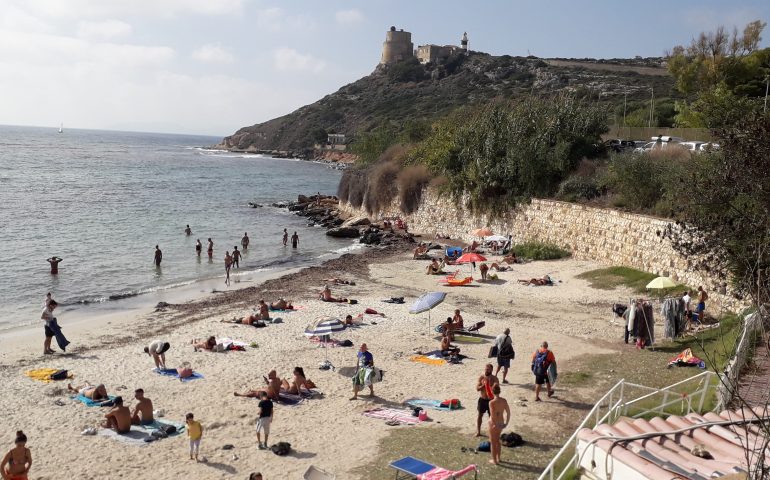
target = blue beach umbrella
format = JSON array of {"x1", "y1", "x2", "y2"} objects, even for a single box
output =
[
  {"x1": 409, "y1": 292, "x2": 447, "y2": 328},
  {"x1": 305, "y1": 317, "x2": 346, "y2": 362}
]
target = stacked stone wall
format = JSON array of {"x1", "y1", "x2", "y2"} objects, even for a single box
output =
[{"x1": 340, "y1": 188, "x2": 743, "y2": 312}]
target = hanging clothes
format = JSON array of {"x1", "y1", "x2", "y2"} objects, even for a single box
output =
[
  {"x1": 661, "y1": 298, "x2": 678, "y2": 340},
  {"x1": 643, "y1": 302, "x2": 655, "y2": 346},
  {"x1": 628, "y1": 301, "x2": 637, "y2": 337}
]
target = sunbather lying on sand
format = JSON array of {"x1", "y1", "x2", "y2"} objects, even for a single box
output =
[
  {"x1": 221, "y1": 315, "x2": 266, "y2": 326},
  {"x1": 503, "y1": 253, "x2": 519, "y2": 264},
  {"x1": 280, "y1": 367, "x2": 316, "y2": 395},
  {"x1": 319, "y1": 285, "x2": 347, "y2": 303},
  {"x1": 518, "y1": 275, "x2": 553, "y2": 286},
  {"x1": 234, "y1": 370, "x2": 281, "y2": 400},
  {"x1": 68, "y1": 382, "x2": 108, "y2": 400},
  {"x1": 426, "y1": 258, "x2": 445, "y2": 275},
  {"x1": 324, "y1": 278, "x2": 356, "y2": 286},
  {"x1": 270, "y1": 298, "x2": 293, "y2": 310},
  {"x1": 192, "y1": 336, "x2": 216, "y2": 352},
  {"x1": 490, "y1": 262, "x2": 510, "y2": 271}
]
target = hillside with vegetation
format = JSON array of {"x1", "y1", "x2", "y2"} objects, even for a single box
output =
[{"x1": 214, "y1": 52, "x2": 675, "y2": 156}]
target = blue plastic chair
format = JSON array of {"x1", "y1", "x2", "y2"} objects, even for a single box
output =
[{"x1": 389, "y1": 456, "x2": 435, "y2": 479}]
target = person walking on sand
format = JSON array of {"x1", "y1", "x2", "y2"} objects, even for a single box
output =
[
  {"x1": 291, "y1": 231, "x2": 299, "y2": 249},
  {"x1": 256, "y1": 391, "x2": 274, "y2": 450},
  {"x1": 207, "y1": 238, "x2": 214, "y2": 259},
  {"x1": 224, "y1": 251, "x2": 233, "y2": 286},
  {"x1": 241, "y1": 232, "x2": 250, "y2": 251},
  {"x1": 195, "y1": 239, "x2": 202, "y2": 257},
  {"x1": 475, "y1": 363, "x2": 499, "y2": 436},
  {"x1": 144, "y1": 340, "x2": 170, "y2": 370},
  {"x1": 184, "y1": 225, "x2": 192, "y2": 236},
  {"x1": 185, "y1": 413, "x2": 203, "y2": 461},
  {"x1": 696, "y1": 286, "x2": 708, "y2": 320},
  {"x1": 41, "y1": 300, "x2": 69, "y2": 354},
  {"x1": 130, "y1": 388, "x2": 154, "y2": 425},
  {"x1": 1, "y1": 431, "x2": 31, "y2": 480},
  {"x1": 532, "y1": 341, "x2": 556, "y2": 401},
  {"x1": 154, "y1": 245, "x2": 162, "y2": 267},
  {"x1": 47, "y1": 256, "x2": 62, "y2": 274},
  {"x1": 488, "y1": 384, "x2": 510, "y2": 465},
  {"x1": 232, "y1": 246, "x2": 241, "y2": 268},
  {"x1": 494, "y1": 328, "x2": 515, "y2": 383},
  {"x1": 351, "y1": 343, "x2": 375, "y2": 400},
  {"x1": 282, "y1": 228, "x2": 288, "y2": 246}
]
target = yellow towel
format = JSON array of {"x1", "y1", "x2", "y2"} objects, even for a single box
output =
[
  {"x1": 25, "y1": 368, "x2": 60, "y2": 383},
  {"x1": 409, "y1": 355, "x2": 446, "y2": 366}
]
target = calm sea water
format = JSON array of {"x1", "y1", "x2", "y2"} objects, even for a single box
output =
[{"x1": 0, "y1": 125, "x2": 350, "y2": 330}]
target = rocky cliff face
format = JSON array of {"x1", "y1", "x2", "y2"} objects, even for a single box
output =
[{"x1": 215, "y1": 54, "x2": 674, "y2": 154}]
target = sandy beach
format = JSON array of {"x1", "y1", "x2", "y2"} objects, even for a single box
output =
[{"x1": 0, "y1": 243, "x2": 643, "y2": 479}]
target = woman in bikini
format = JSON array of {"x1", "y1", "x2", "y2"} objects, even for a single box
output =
[
  {"x1": 192, "y1": 336, "x2": 217, "y2": 352},
  {"x1": 280, "y1": 367, "x2": 315, "y2": 395},
  {"x1": 488, "y1": 384, "x2": 511, "y2": 465},
  {"x1": 1, "y1": 431, "x2": 31, "y2": 480}
]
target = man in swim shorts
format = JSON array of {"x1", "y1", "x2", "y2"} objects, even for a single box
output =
[
  {"x1": 102, "y1": 397, "x2": 131, "y2": 434},
  {"x1": 291, "y1": 231, "x2": 299, "y2": 249},
  {"x1": 475, "y1": 363, "x2": 498, "y2": 437},
  {"x1": 232, "y1": 246, "x2": 241, "y2": 268},
  {"x1": 241, "y1": 232, "x2": 249, "y2": 251},
  {"x1": 195, "y1": 239, "x2": 202, "y2": 257},
  {"x1": 282, "y1": 229, "x2": 288, "y2": 246},
  {"x1": 46, "y1": 256, "x2": 62, "y2": 274},
  {"x1": 144, "y1": 340, "x2": 170, "y2": 369},
  {"x1": 207, "y1": 238, "x2": 214, "y2": 258},
  {"x1": 154, "y1": 245, "x2": 162, "y2": 267},
  {"x1": 67, "y1": 382, "x2": 108, "y2": 400},
  {"x1": 131, "y1": 388, "x2": 154, "y2": 425}
]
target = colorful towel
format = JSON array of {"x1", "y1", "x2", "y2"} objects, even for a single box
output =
[
  {"x1": 154, "y1": 368, "x2": 204, "y2": 382},
  {"x1": 25, "y1": 368, "x2": 69, "y2": 383},
  {"x1": 404, "y1": 398, "x2": 460, "y2": 411},
  {"x1": 73, "y1": 394, "x2": 117, "y2": 407},
  {"x1": 409, "y1": 355, "x2": 447, "y2": 366},
  {"x1": 452, "y1": 335, "x2": 485, "y2": 344},
  {"x1": 418, "y1": 465, "x2": 477, "y2": 480},
  {"x1": 97, "y1": 419, "x2": 185, "y2": 445},
  {"x1": 277, "y1": 392, "x2": 305, "y2": 406},
  {"x1": 667, "y1": 348, "x2": 706, "y2": 369},
  {"x1": 363, "y1": 407, "x2": 422, "y2": 425}
]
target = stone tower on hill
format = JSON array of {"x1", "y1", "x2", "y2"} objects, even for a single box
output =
[{"x1": 380, "y1": 26, "x2": 413, "y2": 65}]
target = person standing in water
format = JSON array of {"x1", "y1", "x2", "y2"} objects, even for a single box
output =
[
  {"x1": 291, "y1": 231, "x2": 299, "y2": 249},
  {"x1": 195, "y1": 239, "x2": 202, "y2": 257},
  {"x1": 154, "y1": 246, "x2": 162, "y2": 267},
  {"x1": 241, "y1": 232, "x2": 250, "y2": 251},
  {"x1": 184, "y1": 225, "x2": 192, "y2": 236},
  {"x1": 47, "y1": 256, "x2": 62, "y2": 274},
  {"x1": 232, "y1": 246, "x2": 241, "y2": 268},
  {"x1": 224, "y1": 251, "x2": 233, "y2": 286},
  {"x1": 282, "y1": 229, "x2": 288, "y2": 246},
  {"x1": 1, "y1": 431, "x2": 32, "y2": 480},
  {"x1": 207, "y1": 238, "x2": 214, "y2": 259}
]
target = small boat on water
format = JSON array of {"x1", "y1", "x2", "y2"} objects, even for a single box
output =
[{"x1": 58, "y1": 123, "x2": 63, "y2": 134}]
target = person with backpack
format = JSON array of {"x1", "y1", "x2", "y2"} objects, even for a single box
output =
[
  {"x1": 494, "y1": 328, "x2": 515, "y2": 383},
  {"x1": 531, "y1": 341, "x2": 556, "y2": 401}
]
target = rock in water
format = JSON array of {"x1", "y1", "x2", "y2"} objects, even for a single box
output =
[{"x1": 326, "y1": 227, "x2": 360, "y2": 238}]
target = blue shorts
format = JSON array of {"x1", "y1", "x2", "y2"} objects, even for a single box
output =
[
  {"x1": 696, "y1": 302, "x2": 705, "y2": 313},
  {"x1": 497, "y1": 357, "x2": 511, "y2": 368}
]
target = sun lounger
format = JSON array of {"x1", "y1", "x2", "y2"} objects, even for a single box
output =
[
  {"x1": 446, "y1": 276, "x2": 473, "y2": 286},
  {"x1": 435, "y1": 321, "x2": 485, "y2": 336},
  {"x1": 303, "y1": 465, "x2": 336, "y2": 480},
  {"x1": 437, "y1": 270, "x2": 460, "y2": 284},
  {"x1": 389, "y1": 456, "x2": 477, "y2": 480}
]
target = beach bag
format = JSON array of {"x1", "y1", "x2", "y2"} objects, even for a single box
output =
[
  {"x1": 440, "y1": 399, "x2": 461, "y2": 409},
  {"x1": 477, "y1": 441, "x2": 491, "y2": 452},
  {"x1": 271, "y1": 442, "x2": 291, "y2": 456},
  {"x1": 533, "y1": 350, "x2": 548, "y2": 376},
  {"x1": 499, "y1": 340, "x2": 515, "y2": 360},
  {"x1": 50, "y1": 369, "x2": 69, "y2": 381},
  {"x1": 501, "y1": 432, "x2": 524, "y2": 448},
  {"x1": 151, "y1": 430, "x2": 168, "y2": 440},
  {"x1": 159, "y1": 424, "x2": 177, "y2": 435},
  {"x1": 488, "y1": 345, "x2": 499, "y2": 358}
]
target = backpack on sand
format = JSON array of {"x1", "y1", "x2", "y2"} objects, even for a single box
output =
[{"x1": 271, "y1": 442, "x2": 291, "y2": 456}]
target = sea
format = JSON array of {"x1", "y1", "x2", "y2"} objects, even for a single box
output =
[{"x1": 0, "y1": 125, "x2": 354, "y2": 331}]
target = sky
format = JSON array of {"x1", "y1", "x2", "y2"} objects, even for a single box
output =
[{"x1": 1, "y1": 0, "x2": 768, "y2": 136}]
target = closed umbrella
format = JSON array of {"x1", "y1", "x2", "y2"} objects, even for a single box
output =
[
  {"x1": 305, "y1": 317, "x2": 346, "y2": 362},
  {"x1": 646, "y1": 276, "x2": 677, "y2": 289},
  {"x1": 409, "y1": 292, "x2": 447, "y2": 328}
]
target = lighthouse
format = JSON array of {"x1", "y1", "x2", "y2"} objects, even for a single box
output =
[{"x1": 461, "y1": 32, "x2": 468, "y2": 53}]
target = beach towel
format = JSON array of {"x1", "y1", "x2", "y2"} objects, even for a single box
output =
[
  {"x1": 277, "y1": 388, "x2": 324, "y2": 406},
  {"x1": 154, "y1": 368, "x2": 204, "y2": 382},
  {"x1": 418, "y1": 465, "x2": 477, "y2": 480},
  {"x1": 73, "y1": 393, "x2": 117, "y2": 407},
  {"x1": 97, "y1": 419, "x2": 185, "y2": 446},
  {"x1": 452, "y1": 335, "x2": 485, "y2": 344},
  {"x1": 404, "y1": 398, "x2": 462, "y2": 411},
  {"x1": 215, "y1": 337, "x2": 249, "y2": 351},
  {"x1": 409, "y1": 355, "x2": 446, "y2": 366},
  {"x1": 363, "y1": 407, "x2": 422, "y2": 425},
  {"x1": 269, "y1": 305, "x2": 304, "y2": 312},
  {"x1": 25, "y1": 368, "x2": 71, "y2": 383},
  {"x1": 667, "y1": 348, "x2": 706, "y2": 369}
]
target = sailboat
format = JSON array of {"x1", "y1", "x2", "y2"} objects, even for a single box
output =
[{"x1": 58, "y1": 123, "x2": 63, "y2": 134}]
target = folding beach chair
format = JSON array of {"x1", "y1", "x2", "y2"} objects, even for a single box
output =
[
  {"x1": 303, "y1": 465, "x2": 335, "y2": 480},
  {"x1": 389, "y1": 456, "x2": 477, "y2": 480}
]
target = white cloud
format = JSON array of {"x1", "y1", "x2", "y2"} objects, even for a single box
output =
[
  {"x1": 9, "y1": 0, "x2": 243, "y2": 19},
  {"x1": 0, "y1": 5, "x2": 53, "y2": 33},
  {"x1": 77, "y1": 20, "x2": 132, "y2": 40},
  {"x1": 335, "y1": 9, "x2": 364, "y2": 26},
  {"x1": 272, "y1": 47, "x2": 325, "y2": 73},
  {"x1": 192, "y1": 44, "x2": 235, "y2": 64},
  {"x1": 256, "y1": 7, "x2": 316, "y2": 32}
]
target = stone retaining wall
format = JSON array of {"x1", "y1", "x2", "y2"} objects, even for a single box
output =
[{"x1": 340, "y1": 188, "x2": 742, "y2": 312}]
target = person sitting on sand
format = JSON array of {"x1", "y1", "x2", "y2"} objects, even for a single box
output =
[
  {"x1": 479, "y1": 263, "x2": 489, "y2": 281},
  {"x1": 426, "y1": 258, "x2": 445, "y2": 275},
  {"x1": 101, "y1": 396, "x2": 131, "y2": 434},
  {"x1": 518, "y1": 275, "x2": 553, "y2": 286},
  {"x1": 490, "y1": 262, "x2": 510, "y2": 272},
  {"x1": 1, "y1": 430, "x2": 31, "y2": 480},
  {"x1": 258, "y1": 300, "x2": 270, "y2": 320},
  {"x1": 270, "y1": 298, "x2": 293, "y2": 310},
  {"x1": 440, "y1": 317, "x2": 456, "y2": 340},
  {"x1": 413, "y1": 244, "x2": 429, "y2": 260},
  {"x1": 440, "y1": 331, "x2": 461, "y2": 356},
  {"x1": 452, "y1": 309, "x2": 464, "y2": 330},
  {"x1": 144, "y1": 340, "x2": 170, "y2": 369},
  {"x1": 319, "y1": 285, "x2": 346, "y2": 303},
  {"x1": 503, "y1": 252, "x2": 518, "y2": 264},
  {"x1": 324, "y1": 278, "x2": 355, "y2": 286},
  {"x1": 67, "y1": 382, "x2": 108, "y2": 400},
  {"x1": 280, "y1": 367, "x2": 316, "y2": 395},
  {"x1": 130, "y1": 388, "x2": 154, "y2": 425},
  {"x1": 192, "y1": 336, "x2": 217, "y2": 352},
  {"x1": 234, "y1": 370, "x2": 281, "y2": 400}
]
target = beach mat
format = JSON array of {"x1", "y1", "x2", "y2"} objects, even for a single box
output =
[
  {"x1": 452, "y1": 335, "x2": 486, "y2": 344},
  {"x1": 25, "y1": 368, "x2": 71, "y2": 383},
  {"x1": 404, "y1": 398, "x2": 461, "y2": 411},
  {"x1": 154, "y1": 368, "x2": 204, "y2": 382},
  {"x1": 269, "y1": 305, "x2": 305, "y2": 312},
  {"x1": 277, "y1": 388, "x2": 324, "y2": 407},
  {"x1": 97, "y1": 419, "x2": 185, "y2": 446},
  {"x1": 73, "y1": 394, "x2": 117, "y2": 407},
  {"x1": 409, "y1": 355, "x2": 446, "y2": 366},
  {"x1": 363, "y1": 407, "x2": 422, "y2": 425}
]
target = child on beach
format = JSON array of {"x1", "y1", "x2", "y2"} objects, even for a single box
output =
[{"x1": 186, "y1": 413, "x2": 203, "y2": 461}]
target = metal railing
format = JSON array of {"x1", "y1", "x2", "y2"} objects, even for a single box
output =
[
  {"x1": 538, "y1": 371, "x2": 717, "y2": 480},
  {"x1": 717, "y1": 312, "x2": 763, "y2": 409}
]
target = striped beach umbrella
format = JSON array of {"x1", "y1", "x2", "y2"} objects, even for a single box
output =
[
  {"x1": 409, "y1": 292, "x2": 447, "y2": 328},
  {"x1": 305, "y1": 317, "x2": 346, "y2": 361}
]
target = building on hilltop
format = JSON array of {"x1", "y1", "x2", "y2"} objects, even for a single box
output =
[
  {"x1": 380, "y1": 26, "x2": 414, "y2": 65},
  {"x1": 415, "y1": 32, "x2": 469, "y2": 64}
]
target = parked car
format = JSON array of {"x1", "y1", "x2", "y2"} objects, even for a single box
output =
[
  {"x1": 680, "y1": 141, "x2": 706, "y2": 152},
  {"x1": 699, "y1": 142, "x2": 720, "y2": 152},
  {"x1": 604, "y1": 139, "x2": 637, "y2": 153}
]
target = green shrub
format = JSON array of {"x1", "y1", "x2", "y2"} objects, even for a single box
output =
[
  {"x1": 557, "y1": 176, "x2": 600, "y2": 202},
  {"x1": 387, "y1": 58, "x2": 427, "y2": 83},
  {"x1": 512, "y1": 241, "x2": 571, "y2": 260}
]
